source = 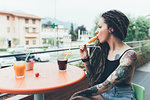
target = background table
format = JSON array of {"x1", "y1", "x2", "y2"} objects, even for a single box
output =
[{"x1": 0, "y1": 62, "x2": 85, "y2": 100}]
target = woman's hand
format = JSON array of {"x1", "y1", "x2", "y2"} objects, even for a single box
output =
[{"x1": 80, "y1": 44, "x2": 88, "y2": 59}]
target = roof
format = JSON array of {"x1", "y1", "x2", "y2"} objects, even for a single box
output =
[{"x1": 0, "y1": 10, "x2": 41, "y2": 19}]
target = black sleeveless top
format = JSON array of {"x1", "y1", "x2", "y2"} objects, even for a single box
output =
[{"x1": 101, "y1": 49, "x2": 132, "y2": 83}]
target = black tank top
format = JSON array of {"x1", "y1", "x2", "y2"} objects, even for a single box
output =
[{"x1": 101, "y1": 49, "x2": 132, "y2": 83}]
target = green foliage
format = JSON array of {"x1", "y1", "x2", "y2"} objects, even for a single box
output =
[
  {"x1": 75, "y1": 25, "x2": 87, "y2": 38},
  {"x1": 48, "y1": 38, "x2": 55, "y2": 46},
  {"x1": 42, "y1": 21, "x2": 52, "y2": 28},
  {"x1": 135, "y1": 46, "x2": 150, "y2": 68},
  {"x1": 124, "y1": 16, "x2": 136, "y2": 41},
  {"x1": 93, "y1": 15, "x2": 100, "y2": 36},
  {"x1": 125, "y1": 16, "x2": 150, "y2": 41},
  {"x1": 69, "y1": 23, "x2": 77, "y2": 41}
]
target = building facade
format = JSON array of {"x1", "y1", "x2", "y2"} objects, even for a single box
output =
[{"x1": 0, "y1": 10, "x2": 41, "y2": 48}]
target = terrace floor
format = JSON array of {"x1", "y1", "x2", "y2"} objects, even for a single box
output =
[{"x1": 132, "y1": 61, "x2": 150, "y2": 100}]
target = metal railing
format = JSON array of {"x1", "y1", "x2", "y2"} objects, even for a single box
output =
[
  {"x1": 125, "y1": 40, "x2": 150, "y2": 52},
  {"x1": 0, "y1": 40, "x2": 150, "y2": 59}
]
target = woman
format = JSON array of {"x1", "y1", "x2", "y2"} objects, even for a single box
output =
[{"x1": 70, "y1": 10, "x2": 137, "y2": 100}]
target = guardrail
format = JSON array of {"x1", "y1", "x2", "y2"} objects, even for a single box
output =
[
  {"x1": 0, "y1": 39, "x2": 150, "y2": 59},
  {"x1": 0, "y1": 45, "x2": 93, "y2": 63},
  {"x1": 125, "y1": 40, "x2": 150, "y2": 52}
]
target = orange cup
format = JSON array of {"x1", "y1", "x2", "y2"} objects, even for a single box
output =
[{"x1": 13, "y1": 61, "x2": 26, "y2": 78}]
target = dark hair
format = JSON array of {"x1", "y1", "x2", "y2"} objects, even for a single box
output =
[
  {"x1": 102, "y1": 10, "x2": 129, "y2": 40},
  {"x1": 88, "y1": 10, "x2": 129, "y2": 86}
]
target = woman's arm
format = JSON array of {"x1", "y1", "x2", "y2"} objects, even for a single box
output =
[
  {"x1": 74, "y1": 50, "x2": 137, "y2": 97},
  {"x1": 80, "y1": 44, "x2": 91, "y2": 73}
]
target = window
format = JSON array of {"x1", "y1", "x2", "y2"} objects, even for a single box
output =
[
  {"x1": 7, "y1": 27, "x2": 10, "y2": 33},
  {"x1": 25, "y1": 27, "x2": 29, "y2": 33},
  {"x1": 25, "y1": 18, "x2": 29, "y2": 24},
  {"x1": 33, "y1": 40, "x2": 36, "y2": 45},
  {"x1": 26, "y1": 40, "x2": 29, "y2": 45},
  {"x1": 32, "y1": 19, "x2": 36, "y2": 24},
  {"x1": 7, "y1": 16, "x2": 9, "y2": 21},
  {"x1": 32, "y1": 28, "x2": 36, "y2": 33}
]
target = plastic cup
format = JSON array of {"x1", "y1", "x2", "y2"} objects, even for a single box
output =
[
  {"x1": 57, "y1": 58, "x2": 68, "y2": 71},
  {"x1": 26, "y1": 60, "x2": 34, "y2": 71},
  {"x1": 13, "y1": 61, "x2": 26, "y2": 78}
]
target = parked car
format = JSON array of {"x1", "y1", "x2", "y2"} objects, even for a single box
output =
[
  {"x1": 14, "y1": 51, "x2": 34, "y2": 61},
  {"x1": 7, "y1": 45, "x2": 27, "y2": 53},
  {"x1": 0, "y1": 53, "x2": 16, "y2": 68},
  {"x1": 30, "y1": 49, "x2": 51, "y2": 62}
]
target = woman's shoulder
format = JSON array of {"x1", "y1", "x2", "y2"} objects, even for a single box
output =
[{"x1": 119, "y1": 47, "x2": 137, "y2": 65}]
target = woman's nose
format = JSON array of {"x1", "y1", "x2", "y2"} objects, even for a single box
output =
[{"x1": 95, "y1": 30, "x2": 98, "y2": 34}]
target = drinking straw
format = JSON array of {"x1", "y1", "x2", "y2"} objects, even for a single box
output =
[
  {"x1": 24, "y1": 50, "x2": 31, "y2": 64},
  {"x1": 64, "y1": 48, "x2": 71, "y2": 60}
]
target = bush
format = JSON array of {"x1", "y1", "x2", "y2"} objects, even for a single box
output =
[{"x1": 135, "y1": 46, "x2": 150, "y2": 68}]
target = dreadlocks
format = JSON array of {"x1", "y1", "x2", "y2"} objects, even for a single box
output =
[
  {"x1": 102, "y1": 10, "x2": 129, "y2": 40},
  {"x1": 88, "y1": 10, "x2": 129, "y2": 86}
]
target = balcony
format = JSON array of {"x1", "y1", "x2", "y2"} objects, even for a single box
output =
[{"x1": 25, "y1": 33, "x2": 39, "y2": 38}]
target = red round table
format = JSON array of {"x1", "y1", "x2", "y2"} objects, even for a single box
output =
[{"x1": 0, "y1": 62, "x2": 85, "y2": 100}]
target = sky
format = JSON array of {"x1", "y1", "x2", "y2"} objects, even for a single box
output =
[{"x1": 0, "y1": 0, "x2": 150, "y2": 31}]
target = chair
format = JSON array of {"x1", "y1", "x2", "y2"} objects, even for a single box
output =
[{"x1": 132, "y1": 83, "x2": 145, "y2": 100}]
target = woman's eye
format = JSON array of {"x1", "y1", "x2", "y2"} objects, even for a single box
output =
[{"x1": 98, "y1": 26, "x2": 101, "y2": 28}]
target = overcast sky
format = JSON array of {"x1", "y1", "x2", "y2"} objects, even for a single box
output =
[{"x1": 0, "y1": 0, "x2": 150, "y2": 31}]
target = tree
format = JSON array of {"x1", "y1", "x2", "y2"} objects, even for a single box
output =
[
  {"x1": 75, "y1": 25, "x2": 87, "y2": 38},
  {"x1": 13, "y1": 38, "x2": 19, "y2": 45},
  {"x1": 93, "y1": 16, "x2": 100, "y2": 33},
  {"x1": 69, "y1": 23, "x2": 77, "y2": 41},
  {"x1": 42, "y1": 21, "x2": 52, "y2": 28},
  {"x1": 124, "y1": 16, "x2": 136, "y2": 42},
  {"x1": 135, "y1": 16, "x2": 150, "y2": 40}
]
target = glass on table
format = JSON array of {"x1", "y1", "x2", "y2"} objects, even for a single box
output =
[
  {"x1": 57, "y1": 57, "x2": 68, "y2": 71},
  {"x1": 13, "y1": 61, "x2": 26, "y2": 78},
  {"x1": 26, "y1": 60, "x2": 34, "y2": 71}
]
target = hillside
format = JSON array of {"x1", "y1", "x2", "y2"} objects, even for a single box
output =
[{"x1": 41, "y1": 17, "x2": 78, "y2": 31}]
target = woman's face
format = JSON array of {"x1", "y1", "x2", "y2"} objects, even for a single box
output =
[{"x1": 96, "y1": 17, "x2": 111, "y2": 43}]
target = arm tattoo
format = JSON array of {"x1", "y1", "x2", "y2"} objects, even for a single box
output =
[
  {"x1": 102, "y1": 80, "x2": 112, "y2": 88},
  {"x1": 115, "y1": 50, "x2": 137, "y2": 81},
  {"x1": 76, "y1": 86, "x2": 98, "y2": 97},
  {"x1": 123, "y1": 50, "x2": 137, "y2": 64},
  {"x1": 115, "y1": 54, "x2": 120, "y2": 60},
  {"x1": 115, "y1": 65, "x2": 132, "y2": 80}
]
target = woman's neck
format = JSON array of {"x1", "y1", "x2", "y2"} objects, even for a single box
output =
[{"x1": 107, "y1": 36, "x2": 125, "y2": 52}]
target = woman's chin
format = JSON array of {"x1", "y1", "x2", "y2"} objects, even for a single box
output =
[{"x1": 99, "y1": 40, "x2": 105, "y2": 43}]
